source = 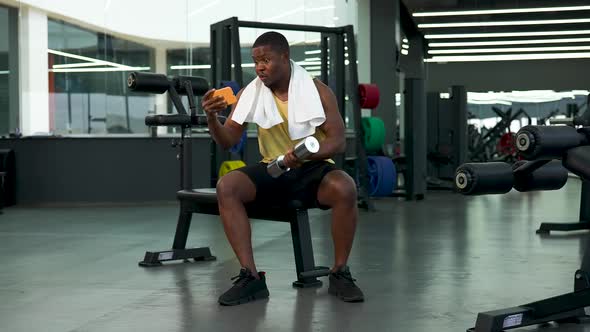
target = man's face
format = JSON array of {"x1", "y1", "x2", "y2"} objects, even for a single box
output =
[{"x1": 252, "y1": 45, "x2": 288, "y2": 87}]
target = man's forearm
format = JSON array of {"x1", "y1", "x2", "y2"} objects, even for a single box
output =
[
  {"x1": 207, "y1": 116, "x2": 237, "y2": 149},
  {"x1": 307, "y1": 136, "x2": 345, "y2": 161}
]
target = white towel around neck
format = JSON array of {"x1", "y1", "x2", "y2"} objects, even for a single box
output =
[{"x1": 230, "y1": 60, "x2": 326, "y2": 140}]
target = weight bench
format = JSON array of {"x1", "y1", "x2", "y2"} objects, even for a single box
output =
[
  {"x1": 139, "y1": 188, "x2": 331, "y2": 287},
  {"x1": 128, "y1": 72, "x2": 330, "y2": 288}
]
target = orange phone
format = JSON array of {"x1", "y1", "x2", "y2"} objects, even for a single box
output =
[{"x1": 212, "y1": 86, "x2": 237, "y2": 105}]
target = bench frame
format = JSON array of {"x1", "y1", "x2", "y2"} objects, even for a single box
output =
[{"x1": 137, "y1": 79, "x2": 330, "y2": 287}]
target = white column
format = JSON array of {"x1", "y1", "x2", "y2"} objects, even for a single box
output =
[
  {"x1": 355, "y1": 0, "x2": 371, "y2": 85},
  {"x1": 154, "y1": 46, "x2": 168, "y2": 115},
  {"x1": 335, "y1": 0, "x2": 370, "y2": 84},
  {"x1": 154, "y1": 46, "x2": 168, "y2": 135},
  {"x1": 354, "y1": 0, "x2": 372, "y2": 117},
  {"x1": 19, "y1": 6, "x2": 49, "y2": 135}
]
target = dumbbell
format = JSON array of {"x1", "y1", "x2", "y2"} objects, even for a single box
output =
[{"x1": 267, "y1": 136, "x2": 320, "y2": 178}]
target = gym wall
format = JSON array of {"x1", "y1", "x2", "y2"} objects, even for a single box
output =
[
  {"x1": 427, "y1": 58, "x2": 590, "y2": 92},
  {"x1": 0, "y1": 137, "x2": 252, "y2": 205},
  {"x1": 0, "y1": 136, "x2": 357, "y2": 205}
]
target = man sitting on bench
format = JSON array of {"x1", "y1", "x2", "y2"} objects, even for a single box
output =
[{"x1": 201, "y1": 31, "x2": 364, "y2": 306}]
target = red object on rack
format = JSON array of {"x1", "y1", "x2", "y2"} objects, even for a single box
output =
[{"x1": 358, "y1": 83, "x2": 380, "y2": 109}]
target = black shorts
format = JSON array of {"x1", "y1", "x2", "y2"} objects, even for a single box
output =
[{"x1": 236, "y1": 160, "x2": 338, "y2": 209}]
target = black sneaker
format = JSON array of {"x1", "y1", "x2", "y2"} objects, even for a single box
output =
[
  {"x1": 328, "y1": 266, "x2": 364, "y2": 302},
  {"x1": 218, "y1": 267, "x2": 270, "y2": 306}
]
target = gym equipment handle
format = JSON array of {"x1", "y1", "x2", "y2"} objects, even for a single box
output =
[
  {"x1": 550, "y1": 118, "x2": 575, "y2": 125},
  {"x1": 512, "y1": 160, "x2": 568, "y2": 192},
  {"x1": 564, "y1": 145, "x2": 590, "y2": 181},
  {"x1": 128, "y1": 72, "x2": 209, "y2": 96},
  {"x1": 550, "y1": 116, "x2": 590, "y2": 127},
  {"x1": 145, "y1": 114, "x2": 226, "y2": 127}
]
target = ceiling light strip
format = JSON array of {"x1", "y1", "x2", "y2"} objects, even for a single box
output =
[
  {"x1": 413, "y1": 5, "x2": 590, "y2": 17},
  {"x1": 429, "y1": 45, "x2": 590, "y2": 54},
  {"x1": 425, "y1": 52, "x2": 590, "y2": 62},
  {"x1": 426, "y1": 30, "x2": 590, "y2": 39},
  {"x1": 429, "y1": 37, "x2": 590, "y2": 47},
  {"x1": 52, "y1": 62, "x2": 105, "y2": 69},
  {"x1": 171, "y1": 65, "x2": 211, "y2": 70},
  {"x1": 49, "y1": 67, "x2": 150, "y2": 73},
  {"x1": 419, "y1": 18, "x2": 590, "y2": 29},
  {"x1": 47, "y1": 49, "x2": 134, "y2": 69}
]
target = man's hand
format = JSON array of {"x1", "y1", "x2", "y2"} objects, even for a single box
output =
[
  {"x1": 201, "y1": 89, "x2": 228, "y2": 119},
  {"x1": 282, "y1": 149, "x2": 303, "y2": 169}
]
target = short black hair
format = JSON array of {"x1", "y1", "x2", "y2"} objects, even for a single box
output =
[{"x1": 252, "y1": 31, "x2": 290, "y2": 55}]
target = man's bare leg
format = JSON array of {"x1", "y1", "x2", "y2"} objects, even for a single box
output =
[
  {"x1": 316, "y1": 170, "x2": 358, "y2": 271},
  {"x1": 216, "y1": 171, "x2": 259, "y2": 277}
]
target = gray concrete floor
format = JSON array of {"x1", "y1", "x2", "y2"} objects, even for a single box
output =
[{"x1": 1, "y1": 180, "x2": 590, "y2": 332}]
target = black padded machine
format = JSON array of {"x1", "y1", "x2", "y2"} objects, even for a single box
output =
[
  {"x1": 127, "y1": 71, "x2": 331, "y2": 287},
  {"x1": 455, "y1": 125, "x2": 590, "y2": 332}
]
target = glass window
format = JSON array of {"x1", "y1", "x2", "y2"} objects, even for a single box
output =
[
  {"x1": 48, "y1": 19, "x2": 155, "y2": 135},
  {"x1": 167, "y1": 47, "x2": 212, "y2": 85},
  {"x1": 466, "y1": 90, "x2": 589, "y2": 162},
  {"x1": 166, "y1": 47, "x2": 212, "y2": 119},
  {"x1": 41, "y1": 1, "x2": 348, "y2": 136},
  {"x1": 165, "y1": 0, "x2": 354, "y2": 130},
  {"x1": 0, "y1": 5, "x2": 18, "y2": 136},
  {"x1": 467, "y1": 90, "x2": 590, "y2": 130}
]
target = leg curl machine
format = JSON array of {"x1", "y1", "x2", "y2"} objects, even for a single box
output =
[
  {"x1": 127, "y1": 72, "x2": 331, "y2": 288},
  {"x1": 455, "y1": 124, "x2": 590, "y2": 332}
]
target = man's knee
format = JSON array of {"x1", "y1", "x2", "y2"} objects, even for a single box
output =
[
  {"x1": 320, "y1": 171, "x2": 357, "y2": 205},
  {"x1": 216, "y1": 171, "x2": 255, "y2": 203},
  {"x1": 216, "y1": 176, "x2": 235, "y2": 200}
]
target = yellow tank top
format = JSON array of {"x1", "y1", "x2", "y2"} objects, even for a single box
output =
[{"x1": 258, "y1": 94, "x2": 331, "y2": 163}]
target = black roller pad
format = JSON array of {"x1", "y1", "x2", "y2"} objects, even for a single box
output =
[
  {"x1": 455, "y1": 162, "x2": 513, "y2": 195},
  {"x1": 564, "y1": 146, "x2": 590, "y2": 181},
  {"x1": 513, "y1": 160, "x2": 568, "y2": 192},
  {"x1": 517, "y1": 125, "x2": 586, "y2": 160}
]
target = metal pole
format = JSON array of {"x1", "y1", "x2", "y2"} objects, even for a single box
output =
[
  {"x1": 344, "y1": 25, "x2": 372, "y2": 210},
  {"x1": 182, "y1": 126, "x2": 192, "y2": 190},
  {"x1": 231, "y1": 17, "x2": 243, "y2": 88},
  {"x1": 320, "y1": 34, "x2": 329, "y2": 84}
]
